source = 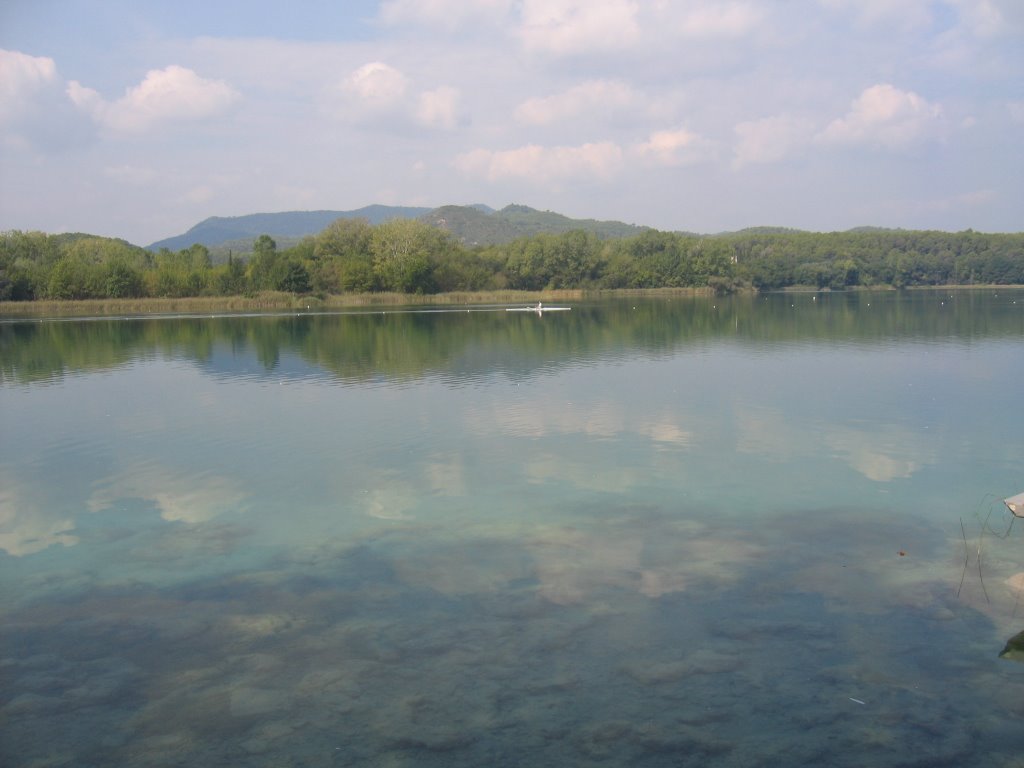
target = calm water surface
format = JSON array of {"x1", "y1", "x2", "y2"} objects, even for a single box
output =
[{"x1": 2, "y1": 291, "x2": 1023, "y2": 766}]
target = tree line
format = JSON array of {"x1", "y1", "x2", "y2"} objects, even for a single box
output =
[{"x1": 2, "y1": 219, "x2": 1022, "y2": 302}]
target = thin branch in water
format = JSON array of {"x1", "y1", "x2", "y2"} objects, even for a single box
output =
[
  {"x1": 959, "y1": 497, "x2": 1019, "y2": 605},
  {"x1": 973, "y1": 493, "x2": 1017, "y2": 539},
  {"x1": 977, "y1": 510, "x2": 990, "y2": 605},
  {"x1": 958, "y1": 518, "x2": 966, "y2": 602}
]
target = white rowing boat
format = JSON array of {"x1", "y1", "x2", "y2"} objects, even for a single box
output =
[{"x1": 506, "y1": 303, "x2": 571, "y2": 314}]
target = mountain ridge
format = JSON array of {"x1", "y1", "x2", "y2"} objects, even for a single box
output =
[
  {"x1": 146, "y1": 202, "x2": 958, "y2": 255},
  {"x1": 148, "y1": 205, "x2": 434, "y2": 251},
  {"x1": 147, "y1": 203, "x2": 652, "y2": 252}
]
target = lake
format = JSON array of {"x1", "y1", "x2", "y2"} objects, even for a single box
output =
[{"x1": 2, "y1": 290, "x2": 1023, "y2": 766}]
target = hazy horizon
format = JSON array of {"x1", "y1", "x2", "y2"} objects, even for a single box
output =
[{"x1": 2, "y1": 1, "x2": 1022, "y2": 245}]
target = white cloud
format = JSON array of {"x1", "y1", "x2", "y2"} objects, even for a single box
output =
[
  {"x1": 0, "y1": 48, "x2": 93, "y2": 151},
  {"x1": 0, "y1": 48, "x2": 58, "y2": 114},
  {"x1": 817, "y1": 84, "x2": 943, "y2": 149},
  {"x1": 88, "y1": 467, "x2": 247, "y2": 524},
  {"x1": 824, "y1": 426, "x2": 932, "y2": 482},
  {"x1": 514, "y1": 79, "x2": 635, "y2": 125},
  {"x1": 733, "y1": 114, "x2": 815, "y2": 168},
  {"x1": 342, "y1": 61, "x2": 409, "y2": 107},
  {"x1": 65, "y1": 79, "x2": 103, "y2": 112},
  {"x1": 946, "y1": 0, "x2": 1006, "y2": 37},
  {"x1": 672, "y1": 2, "x2": 764, "y2": 39},
  {"x1": 456, "y1": 141, "x2": 624, "y2": 182},
  {"x1": 103, "y1": 164, "x2": 160, "y2": 185},
  {"x1": 922, "y1": 1, "x2": 1018, "y2": 71},
  {"x1": 0, "y1": 472, "x2": 78, "y2": 556},
  {"x1": 1009, "y1": 101, "x2": 1024, "y2": 123},
  {"x1": 70, "y1": 65, "x2": 240, "y2": 134},
  {"x1": 180, "y1": 184, "x2": 217, "y2": 205},
  {"x1": 332, "y1": 62, "x2": 464, "y2": 130},
  {"x1": 416, "y1": 85, "x2": 461, "y2": 129},
  {"x1": 820, "y1": 0, "x2": 1013, "y2": 37},
  {"x1": 328, "y1": 61, "x2": 415, "y2": 126},
  {"x1": 639, "y1": 419, "x2": 693, "y2": 447},
  {"x1": 518, "y1": 0, "x2": 641, "y2": 55},
  {"x1": 466, "y1": 398, "x2": 625, "y2": 439},
  {"x1": 816, "y1": 0, "x2": 933, "y2": 28},
  {"x1": 631, "y1": 127, "x2": 714, "y2": 166},
  {"x1": 379, "y1": 0, "x2": 514, "y2": 29}
]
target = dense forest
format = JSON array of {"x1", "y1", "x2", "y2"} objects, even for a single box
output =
[{"x1": 1, "y1": 219, "x2": 1022, "y2": 302}]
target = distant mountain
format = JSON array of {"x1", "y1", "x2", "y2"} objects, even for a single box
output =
[
  {"x1": 714, "y1": 226, "x2": 808, "y2": 237},
  {"x1": 420, "y1": 204, "x2": 649, "y2": 245},
  {"x1": 148, "y1": 202, "x2": 651, "y2": 253},
  {"x1": 420, "y1": 205, "x2": 522, "y2": 245},
  {"x1": 147, "y1": 205, "x2": 432, "y2": 251},
  {"x1": 845, "y1": 226, "x2": 905, "y2": 233}
]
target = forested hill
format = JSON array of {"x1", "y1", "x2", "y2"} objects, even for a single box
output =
[
  {"x1": 147, "y1": 203, "x2": 649, "y2": 252},
  {"x1": 148, "y1": 205, "x2": 433, "y2": 252},
  {"x1": 423, "y1": 204, "x2": 649, "y2": 245}
]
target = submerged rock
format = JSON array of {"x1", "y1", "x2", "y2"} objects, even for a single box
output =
[{"x1": 998, "y1": 629, "x2": 1024, "y2": 663}]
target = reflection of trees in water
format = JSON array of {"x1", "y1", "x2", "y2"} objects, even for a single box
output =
[{"x1": 3, "y1": 290, "x2": 1023, "y2": 385}]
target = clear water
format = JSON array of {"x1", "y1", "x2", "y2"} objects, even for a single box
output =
[{"x1": 2, "y1": 291, "x2": 1023, "y2": 766}]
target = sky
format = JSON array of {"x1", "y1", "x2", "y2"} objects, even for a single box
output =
[{"x1": 1, "y1": 0, "x2": 1022, "y2": 246}]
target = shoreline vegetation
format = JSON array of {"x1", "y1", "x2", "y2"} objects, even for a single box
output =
[
  {"x1": 1, "y1": 285, "x2": 1020, "y2": 319},
  {"x1": 3, "y1": 220, "x2": 1023, "y2": 313}
]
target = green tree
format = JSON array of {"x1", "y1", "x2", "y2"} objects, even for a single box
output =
[
  {"x1": 184, "y1": 244, "x2": 212, "y2": 271},
  {"x1": 214, "y1": 253, "x2": 248, "y2": 295},
  {"x1": 691, "y1": 239, "x2": 735, "y2": 286},
  {"x1": 312, "y1": 218, "x2": 375, "y2": 293},
  {"x1": 48, "y1": 255, "x2": 99, "y2": 299},
  {"x1": 278, "y1": 258, "x2": 312, "y2": 293},
  {"x1": 336, "y1": 259, "x2": 377, "y2": 292},
  {"x1": 103, "y1": 260, "x2": 144, "y2": 298},
  {"x1": 504, "y1": 237, "x2": 550, "y2": 290},
  {"x1": 150, "y1": 246, "x2": 209, "y2": 297},
  {"x1": 0, "y1": 265, "x2": 36, "y2": 300},
  {"x1": 315, "y1": 218, "x2": 373, "y2": 259},
  {"x1": 832, "y1": 258, "x2": 859, "y2": 288},
  {"x1": 248, "y1": 235, "x2": 279, "y2": 291},
  {"x1": 544, "y1": 230, "x2": 599, "y2": 288},
  {"x1": 370, "y1": 219, "x2": 442, "y2": 293}
]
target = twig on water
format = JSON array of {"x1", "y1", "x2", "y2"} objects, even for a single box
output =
[
  {"x1": 957, "y1": 517, "x2": 969, "y2": 599},
  {"x1": 959, "y1": 497, "x2": 1019, "y2": 605},
  {"x1": 977, "y1": 510, "x2": 991, "y2": 605}
]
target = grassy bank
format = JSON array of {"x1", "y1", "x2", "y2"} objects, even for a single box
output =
[{"x1": 0, "y1": 288, "x2": 720, "y2": 318}]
